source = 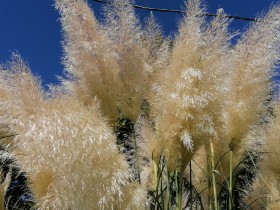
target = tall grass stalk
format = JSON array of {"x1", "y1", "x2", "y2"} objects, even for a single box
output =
[
  {"x1": 175, "y1": 169, "x2": 179, "y2": 209},
  {"x1": 151, "y1": 153, "x2": 166, "y2": 209},
  {"x1": 210, "y1": 140, "x2": 218, "y2": 210},
  {"x1": 190, "y1": 161, "x2": 193, "y2": 210},
  {"x1": 207, "y1": 154, "x2": 213, "y2": 210},
  {"x1": 132, "y1": 124, "x2": 141, "y2": 183},
  {"x1": 164, "y1": 170, "x2": 170, "y2": 210},
  {"x1": 178, "y1": 167, "x2": 184, "y2": 210},
  {"x1": 229, "y1": 150, "x2": 233, "y2": 210}
]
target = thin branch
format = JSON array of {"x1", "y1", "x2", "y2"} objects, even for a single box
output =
[{"x1": 92, "y1": 0, "x2": 258, "y2": 22}]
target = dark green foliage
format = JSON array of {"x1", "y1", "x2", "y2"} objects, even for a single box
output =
[
  {"x1": 148, "y1": 154, "x2": 204, "y2": 210},
  {"x1": 115, "y1": 117, "x2": 135, "y2": 162},
  {"x1": 218, "y1": 151, "x2": 261, "y2": 210},
  {"x1": 0, "y1": 147, "x2": 34, "y2": 210},
  {"x1": 115, "y1": 117, "x2": 139, "y2": 181}
]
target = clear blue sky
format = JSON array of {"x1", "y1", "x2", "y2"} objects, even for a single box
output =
[{"x1": 0, "y1": 0, "x2": 278, "y2": 88}]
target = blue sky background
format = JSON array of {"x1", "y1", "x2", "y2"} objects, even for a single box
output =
[{"x1": 0, "y1": 0, "x2": 279, "y2": 88}]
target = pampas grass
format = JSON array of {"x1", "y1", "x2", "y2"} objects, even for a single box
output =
[
  {"x1": 0, "y1": 55, "x2": 144, "y2": 209},
  {"x1": 0, "y1": 0, "x2": 279, "y2": 209}
]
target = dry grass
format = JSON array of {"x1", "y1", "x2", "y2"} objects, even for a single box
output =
[{"x1": 0, "y1": 0, "x2": 279, "y2": 209}]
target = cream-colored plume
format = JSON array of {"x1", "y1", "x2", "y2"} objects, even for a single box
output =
[
  {"x1": 0, "y1": 55, "x2": 144, "y2": 209},
  {"x1": 57, "y1": 0, "x2": 164, "y2": 123},
  {"x1": 149, "y1": 0, "x2": 230, "y2": 171},
  {"x1": 225, "y1": 5, "x2": 280, "y2": 150},
  {"x1": 56, "y1": 0, "x2": 121, "y2": 122}
]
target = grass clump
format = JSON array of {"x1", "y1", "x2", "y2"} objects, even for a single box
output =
[{"x1": 0, "y1": 0, "x2": 280, "y2": 209}]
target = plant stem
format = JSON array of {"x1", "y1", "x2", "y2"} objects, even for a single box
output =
[
  {"x1": 178, "y1": 166, "x2": 183, "y2": 210},
  {"x1": 165, "y1": 170, "x2": 170, "y2": 210},
  {"x1": 132, "y1": 124, "x2": 141, "y2": 183},
  {"x1": 190, "y1": 161, "x2": 193, "y2": 210},
  {"x1": 153, "y1": 158, "x2": 158, "y2": 189},
  {"x1": 155, "y1": 158, "x2": 161, "y2": 209},
  {"x1": 175, "y1": 169, "x2": 183, "y2": 210},
  {"x1": 161, "y1": 167, "x2": 165, "y2": 210},
  {"x1": 210, "y1": 140, "x2": 218, "y2": 210},
  {"x1": 229, "y1": 150, "x2": 233, "y2": 210},
  {"x1": 175, "y1": 169, "x2": 179, "y2": 208},
  {"x1": 207, "y1": 154, "x2": 213, "y2": 210}
]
